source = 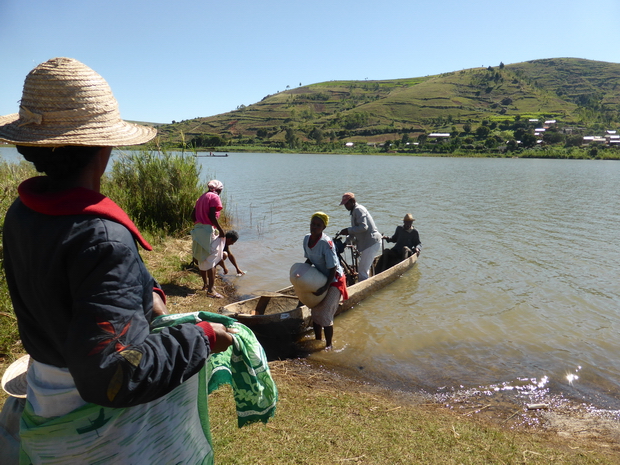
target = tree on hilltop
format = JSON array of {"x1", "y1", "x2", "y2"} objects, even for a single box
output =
[
  {"x1": 309, "y1": 127, "x2": 324, "y2": 144},
  {"x1": 476, "y1": 125, "x2": 491, "y2": 138},
  {"x1": 285, "y1": 127, "x2": 299, "y2": 149}
]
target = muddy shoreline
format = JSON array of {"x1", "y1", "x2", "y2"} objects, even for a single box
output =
[
  {"x1": 160, "y1": 240, "x2": 620, "y2": 454},
  {"x1": 262, "y1": 336, "x2": 620, "y2": 451}
]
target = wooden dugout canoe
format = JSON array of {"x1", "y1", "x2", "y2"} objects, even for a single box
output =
[{"x1": 219, "y1": 253, "x2": 418, "y2": 340}]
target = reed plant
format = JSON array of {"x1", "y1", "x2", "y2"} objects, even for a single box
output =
[
  {"x1": 103, "y1": 148, "x2": 209, "y2": 236},
  {"x1": 0, "y1": 160, "x2": 36, "y2": 358}
]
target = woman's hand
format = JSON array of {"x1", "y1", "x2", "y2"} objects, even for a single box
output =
[
  {"x1": 152, "y1": 291, "x2": 169, "y2": 316},
  {"x1": 209, "y1": 323, "x2": 239, "y2": 353},
  {"x1": 313, "y1": 284, "x2": 328, "y2": 296}
]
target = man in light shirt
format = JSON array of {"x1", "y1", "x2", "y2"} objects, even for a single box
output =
[{"x1": 338, "y1": 192, "x2": 382, "y2": 281}]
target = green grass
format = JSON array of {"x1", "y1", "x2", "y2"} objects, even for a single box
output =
[
  {"x1": 103, "y1": 147, "x2": 209, "y2": 236},
  {"x1": 207, "y1": 361, "x2": 615, "y2": 464},
  {"x1": 0, "y1": 160, "x2": 35, "y2": 358}
]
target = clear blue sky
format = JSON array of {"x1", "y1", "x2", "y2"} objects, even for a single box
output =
[{"x1": 2, "y1": 0, "x2": 619, "y2": 124}]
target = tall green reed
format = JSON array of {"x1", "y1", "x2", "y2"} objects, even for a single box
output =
[
  {"x1": 103, "y1": 148, "x2": 209, "y2": 236},
  {"x1": 0, "y1": 160, "x2": 36, "y2": 357}
]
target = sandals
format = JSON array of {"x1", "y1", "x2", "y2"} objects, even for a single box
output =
[{"x1": 206, "y1": 291, "x2": 223, "y2": 299}]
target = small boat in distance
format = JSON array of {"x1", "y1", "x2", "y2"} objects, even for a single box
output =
[
  {"x1": 219, "y1": 253, "x2": 418, "y2": 340},
  {"x1": 196, "y1": 152, "x2": 229, "y2": 157}
]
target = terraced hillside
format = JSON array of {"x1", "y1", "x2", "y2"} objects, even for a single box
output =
[{"x1": 155, "y1": 58, "x2": 620, "y2": 147}]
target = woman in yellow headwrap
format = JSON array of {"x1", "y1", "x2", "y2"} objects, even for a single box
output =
[{"x1": 302, "y1": 212, "x2": 348, "y2": 350}]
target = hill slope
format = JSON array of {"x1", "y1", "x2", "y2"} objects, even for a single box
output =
[{"x1": 155, "y1": 58, "x2": 620, "y2": 146}]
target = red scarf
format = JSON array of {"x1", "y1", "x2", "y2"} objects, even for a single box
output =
[
  {"x1": 332, "y1": 273, "x2": 349, "y2": 300},
  {"x1": 18, "y1": 177, "x2": 152, "y2": 251}
]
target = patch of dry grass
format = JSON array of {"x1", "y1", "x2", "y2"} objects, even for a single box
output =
[
  {"x1": 208, "y1": 359, "x2": 618, "y2": 464},
  {"x1": 142, "y1": 234, "x2": 239, "y2": 313}
]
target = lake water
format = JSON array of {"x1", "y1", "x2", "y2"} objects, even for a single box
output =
[{"x1": 3, "y1": 147, "x2": 620, "y2": 413}]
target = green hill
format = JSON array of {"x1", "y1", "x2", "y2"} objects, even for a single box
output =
[{"x1": 155, "y1": 58, "x2": 620, "y2": 149}]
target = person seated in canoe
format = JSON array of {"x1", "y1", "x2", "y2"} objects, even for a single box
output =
[
  {"x1": 216, "y1": 230, "x2": 246, "y2": 277},
  {"x1": 303, "y1": 212, "x2": 349, "y2": 350},
  {"x1": 380, "y1": 213, "x2": 421, "y2": 271}
]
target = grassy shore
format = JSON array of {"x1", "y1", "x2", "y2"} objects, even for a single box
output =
[
  {"x1": 148, "y1": 237, "x2": 619, "y2": 464},
  {"x1": 209, "y1": 360, "x2": 618, "y2": 464},
  {"x1": 1, "y1": 235, "x2": 619, "y2": 463}
]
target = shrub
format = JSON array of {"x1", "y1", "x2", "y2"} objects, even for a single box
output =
[
  {"x1": 104, "y1": 149, "x2": 208, "y2": 236},
  {"x1": 0, "y1": 160, "x2": 36, "y2": 357}
]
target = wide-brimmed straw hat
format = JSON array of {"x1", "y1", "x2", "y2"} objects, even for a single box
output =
[
  {"x1": 0, "y1": 57, "x2": 156, "y2": 147},
  {"x1": 1, "y1": 354, "x2": 30, "y2": 398}
]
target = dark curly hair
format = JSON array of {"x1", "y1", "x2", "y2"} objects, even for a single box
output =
[{"x1": 225, "y1": 230, "x2": 239, "y2": 242}]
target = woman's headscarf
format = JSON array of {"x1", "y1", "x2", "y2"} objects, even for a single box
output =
[
  {"x1": 311, "y1": 211, "x2": 329, "y2": 227},
  {"x1": 207, "y1": 180, "x2": 224, "y2": 192}
]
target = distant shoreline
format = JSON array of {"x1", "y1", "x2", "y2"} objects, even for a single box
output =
[
  {"x1": 180, "y1": 147, "x2": 620, "y2": 160},
  {"x1": 3, "y1": 143, "x2": 620, "y2": 161}
]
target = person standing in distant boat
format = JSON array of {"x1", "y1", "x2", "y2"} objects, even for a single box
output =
[
  {"x1": 338, "y1": 192, "x2": 382, "y2": 281},
  {"x1": 303, "y1": 212, "x2": 348, "y2": 350}
]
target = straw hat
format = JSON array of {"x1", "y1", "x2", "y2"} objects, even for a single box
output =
[
  {"x1": 404, "y1": 213, "x2": 415, "y2": 222},
  {"x1": 0, "y1": 57, "x2": 156, "y2": 147},
  {"x1": 1, "y1": 354, "x2": 30, "y2": 398}
]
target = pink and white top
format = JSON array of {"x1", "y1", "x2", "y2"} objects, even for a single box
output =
[{"x1": 194, "y1": 191, "x2": 222, "y2": 225}]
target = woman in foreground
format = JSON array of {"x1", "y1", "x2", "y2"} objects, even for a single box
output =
[{"x1": 0, "y1": 57, "x2": 234, "y2": 464}]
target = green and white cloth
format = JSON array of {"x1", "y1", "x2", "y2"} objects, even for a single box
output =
[
  {"x1": 152, "y1": 311, "x2": 278, "y2": 427},
  {"x1": 191, "y1": 223, "x2": 216, "y2": 262},
  {"x1": 20, "y1": 366, "x2": 213, "y2": 464}
]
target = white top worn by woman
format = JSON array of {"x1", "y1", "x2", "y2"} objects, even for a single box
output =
[{"x1": 303, "y1": 233, "x2": 343, "y2": 282}]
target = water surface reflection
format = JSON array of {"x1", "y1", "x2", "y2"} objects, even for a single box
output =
[{"x1": 4, "y1": 148, "x2": 619, "y2": 412}]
